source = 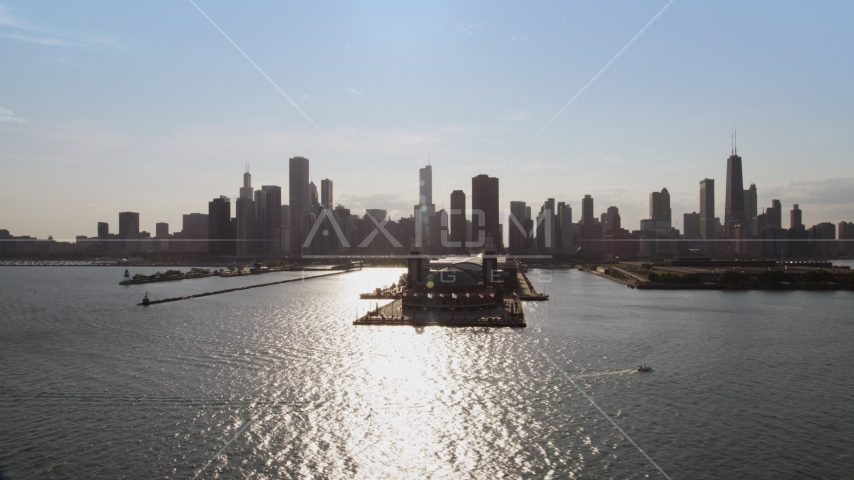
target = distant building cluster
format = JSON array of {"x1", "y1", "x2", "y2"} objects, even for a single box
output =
[{"x1": 2, "y1": 137, "x2": 852, "y2": 259}]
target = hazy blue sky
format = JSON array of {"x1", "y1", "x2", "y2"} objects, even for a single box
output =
[{"x1": 2, "y1": 0, "x2": 853, "y2": 239}]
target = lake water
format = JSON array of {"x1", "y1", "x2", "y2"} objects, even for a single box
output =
[{"x1": 1, "y1": 266, "x2": 853, "y2": 478}]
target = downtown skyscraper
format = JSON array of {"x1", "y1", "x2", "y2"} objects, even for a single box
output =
[
  {"x1": 450, "y1": 190, "x2": 466, "y2": 253},
  {"x1": 725, "y1": 146, "x2": 746, "y2": 236},
  {"x1": 414, "y1": 164, "x2": 435, "y2": 248},
  {"x1": 289, "y1": 157, "x2": 310, "y2": 254},
  {"x1": 320, "y1": 179, "x2": 333, "y2": 209},
  {"x1": 471, "y1": 174, "x2": 499, "y2": 249},
  {"x1": 509, "y1": 201, "x2": 527, "y2": 254},
  {"x1": 700, "y1": 178, "x2": 715, "y2": 240}
]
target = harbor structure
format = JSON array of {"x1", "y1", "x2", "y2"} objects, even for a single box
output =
[{"x1": 355, "y1": 237, "x2": 527, "y2": 327}]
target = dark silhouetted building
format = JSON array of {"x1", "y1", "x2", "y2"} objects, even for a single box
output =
[
  {"x1": 240, "y1": 167, "x2": 253, "y2": 200},
  {"x1": 809, "y1": 222, "x2": 836, "y2": 257},
  {"x1": 788, "y1": 225, "x2": 809, "y2": 257},
  {"x1": 450, "y1": 190, "x2": 466, "y2": 253},
  {"x1": 254, "y1": 190, "x2": 268, "y2": 254},
  {"x1": 725, "y1": 151, "x2": 746, "y2": 236},
  {"x1": 208, "y1": 196, "x2": 232, "y2": 255},
  {"x1": 761, "y1": 225, "x2": 788, "y2": 258},
  {"x1": 414, "y1": 164, "x2": 436, "y2": 248},
  {"x1": 684, "y1": 212, "x2": 701, "y2": 239},
  {"x1": 839, "y1": 221, "x2": 854, "y2": 255},
  {"x1": 744, "y1": 183, "x2": 757, "y2": 231},
  {"x1": 790, "y1": 204, "x2": 802, "y2": 229},
  {"x1": 320, "y1": 179, "x2": 333, "y2": 209},
  {"x1": 577, "y1": 195, "x2": 602, "y2": 256},
  {"x1": 558, "y1": 204, "x2": 574, "y2": 253},
  {"x1": 766, "y1": 199, "x2": 782, "y2": 228},
  {"x1": 472, "y1": 174, "x2": 500, "y2": 249},
  {"x1": 580, "y1": 224, "x2": 603, "y2": 258},
  {"x1": 509, "y1": 201, "x2": 527, "y2": 254},
  {"x1": 155, "y1": 222, "x2": 169, "y2": 238},
  {"x1": 236, "y1": 197, "x2": 255, "y2": 255},
  {"x1": 289, "y1": 157, "x2": 310, "y2": 255},
  {"x1": 97, "y1": 222, "x2": 109, "y2": 251},
  {"x1": 604, "y1": 229, "x2": 638, "y2": 260},
  {"x1": 581, "y1": 195, "x2": 594, "y2": 226},
  {"x1": 281, "y1": 205, "x2": 290, "y2": 229},
  {"x1": 600, "y1": 206, "x2": 620, "y2": 233},
  {"x1": 536, "y1": 198, "x2": 555, "y2": 254},
  {"x1": 118, "y1": 212, "x2": 139, "y2": 242},
  {"x1": 420, "y1": 164, "x2": 433, "y2": 206},
  {"x1": 649, "y1": 188, "x2": 671, "y2": 226},
  {"x1": 309, "y1": 181, "x2": 319, "y2": 209},
  {"x1": 182, "y1": 213, "x2": 208, "y2": 252},
  {"x1": 261, "y1": 185, "x2": 282, "y2": 253},
  {"x1": 118, "y1": 212, "x2": 140, "y2": 251},
  {"x1": 301, "y1": 211, "x2": 318, "y2": 255},
  {"x1": 753, "y1": 213, "x2": 768, "y2": 235},
  {"x1": 700, "y1": 178, "x2": 715, "y2": 240}
]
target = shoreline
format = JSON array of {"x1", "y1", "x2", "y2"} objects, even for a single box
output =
[{"x1": 582, "y1": 267, "x2": 854, "y2": 291}]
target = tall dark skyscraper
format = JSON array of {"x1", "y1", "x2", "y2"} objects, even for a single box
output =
[
  {"x1": 790, "y1": 204, "x2": 802, "y2": 229},
  {"x1": 744, "y1": 183, "x2": 757, "y2": 224},
  {"x1": 601, "y1": 206, "x2": 620, "y2": 232},
  {"x1": 471, "y1": 174, "x2": 499, "y2": 248},
  {"x1": 700, "y1": 179, "x2": 715, "y2": 239},
  {"x1": 509, "y1": 201, "x2": 527, "y2": 254},
  {"x1": 725, "y1": 149, "x2": 746, "y2": 234},
  {"x1": 649, "y1": 188, "x2": 671, "y2": 224},
  {"x1": 155, "y1": 222, "x2": 169, "y2": 238},
  {"x1": 309, "y1": 181, "x2": 319, "y2": 209},
  {"x1": 536, "y1": 198, "x2": 556, "y2": 253},
  {"x1": 240, "y1": 165, "x2": 253, "y2": 200},
  {"x1": 766, "y1": 199, "x2": 782, "y2": 228},
  {"x1": 320, "y1": 179, "x2": 333, "y2": 209},
  {"x1": 450, "y1": 190, "x2": 466, "y2": 252},
  {"x1": 97, "y1": 222, "x2": 109, "y2": 239},
  {"x1": 581, "y1": 195, "x2": 594, "y2": 226},
  {"x1": 281, "y1": 205, "x2": 290, "y2": 228},
  {"x1": 419, "y1": 165, "x2": 433, "y2": 206},
  {"x1": 254, "y1": 190, "x2": 268, "y2": 254},
  {"x1": 413, "y1": 164, "x2": 436, "y2": 248},
  {"x1": 208, "y1": 196, "x2": 231, "y2": 255},
  {"x1": 684, "y1": 212, "x2": 701, "y2": 239},
  {"x1": 579, "y1": 195, "x2": 601, "y2": 256},
  {"x1": 261, "y1": 185, "x2": 282, "y2": 254},
  {"x1": 236, "y1": 197, "x2": 255, "y2": 255},
  {"x1": 289, "y1": 157, "x2": 310, "y2": 254},
  {"x1": 118, "y1": 212, "x2": 140, "y2": 249}
]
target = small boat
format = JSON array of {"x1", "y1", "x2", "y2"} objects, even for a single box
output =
[{"x1": 637, "y1": 365, "x2": 652, "y2": 372}]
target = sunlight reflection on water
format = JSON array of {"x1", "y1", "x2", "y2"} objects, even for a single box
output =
[{"x1": 1, "y1": 267, "x2": 853, "y2": 478}]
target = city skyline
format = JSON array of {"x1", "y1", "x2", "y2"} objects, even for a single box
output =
[
  {"x1": 2, "y1": 1, "x2": 854, "y2": 238},
  {"x1": 2, "y1": 146, "x2": 852, "y2": 257}
]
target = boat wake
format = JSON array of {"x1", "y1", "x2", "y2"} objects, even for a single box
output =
[{"x1": 571, "y1": 368, "x2": 638, "y2": 379}]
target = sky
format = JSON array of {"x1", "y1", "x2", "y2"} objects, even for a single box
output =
[{"x1": 1, "y1": 0, "x2": 853, "y2": 240}]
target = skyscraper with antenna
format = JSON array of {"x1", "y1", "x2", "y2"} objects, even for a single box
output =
[
  {"x1": 725, "y1": 128, "x2": 746, "y2": 238},
  {"x1": 240, "y1": 163, "x2": 253, "y2": 200},
  {"x1": 414, "y1": 160, "x2": 436, "y2": 248}
]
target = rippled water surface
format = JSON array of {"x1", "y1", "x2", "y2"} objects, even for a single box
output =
[{"x1": 1, "y1": 266, "x2": 853, "y2": 479}]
